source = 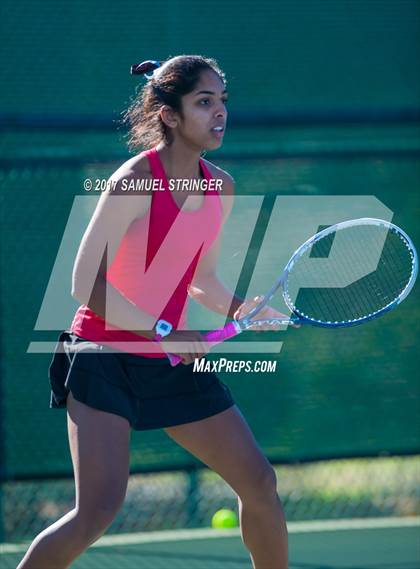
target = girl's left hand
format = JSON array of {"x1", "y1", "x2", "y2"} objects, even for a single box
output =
[{"x1": 234, "y1": 296, "x2": 301, "y2": 330}]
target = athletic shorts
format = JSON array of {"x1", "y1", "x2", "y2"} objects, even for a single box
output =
[{"x1": 48, "y1": 330, "x2": 235, "y2": 430}]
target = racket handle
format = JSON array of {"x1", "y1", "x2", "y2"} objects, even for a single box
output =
[
  {"x1": 168, "y1": 353, "x2": 183, "y2": 366},
  {"x1": 168, "y1": 321, "x2": 242, "y2": 367},
  {"x1": 203, "y1": 320, "x2": 242, "y2": 342}
]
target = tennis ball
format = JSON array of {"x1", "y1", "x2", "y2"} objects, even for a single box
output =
[{"x1": 211, "y1": 508, "x2": 238, "y2": 529}]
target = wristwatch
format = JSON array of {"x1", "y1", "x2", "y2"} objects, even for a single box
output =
[{"x1": 152, "y1": 319, "x2": 173, "y2": 342}]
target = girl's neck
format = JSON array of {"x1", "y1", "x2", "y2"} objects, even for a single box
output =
[{"x1": 155, "y1": 141, "x2": 203, "y2": 180}]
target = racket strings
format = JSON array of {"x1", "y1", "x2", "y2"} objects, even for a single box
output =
[
  {"x1": 347, "y1": 227, "x2": 387, "y2": 316},
  {"x1": 291, "y1": 228, "x2": 373, "y2": 321},
  {"x1": 342, "y1": 228, "x2": 411, "y2": 317},
  {"x1": 332, "y1": 231, "x2": 370, "y2": 318},
  {"x1": 285, "y1": 225, "x2": 414, "y2": 323},
  {"x1": 313, "y1": 234, "x2": 361, "y2": 319}
]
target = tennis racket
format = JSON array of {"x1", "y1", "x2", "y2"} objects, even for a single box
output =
[{"x1": 168, "y1": 218, "x2": 418, "y2": 366}]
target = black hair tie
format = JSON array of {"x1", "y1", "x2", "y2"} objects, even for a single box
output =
[{"x1": 130, "y1": 60, "x2": 161, "y2": 79}]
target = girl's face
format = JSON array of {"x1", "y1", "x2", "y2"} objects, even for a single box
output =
[{"x1": 175, "y1": 70, "x2": 228, "y2": 151}]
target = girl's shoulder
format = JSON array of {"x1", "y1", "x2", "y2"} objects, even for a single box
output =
[
  {"x1": 109, "y1": 153, "x2": 152, "y2": 193},
  {"x1": 201, "y1": 158, "x2": 235, "y2": 221},
  {"x1": 200, "y1": 158, "x2": 235, "y2": 195}
]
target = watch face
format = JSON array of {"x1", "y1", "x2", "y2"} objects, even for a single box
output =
[{"x1": 157, "y1": 320, "x2": 172, "y2": 337}]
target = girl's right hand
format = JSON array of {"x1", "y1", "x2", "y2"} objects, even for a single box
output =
[{"x1": 160, "y1": 330, "x2": 210, "y2": 365}]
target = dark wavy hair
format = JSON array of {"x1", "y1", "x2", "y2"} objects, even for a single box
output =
[{"x1": 123, "y1": 55, "x2": 226, "y2": 151}]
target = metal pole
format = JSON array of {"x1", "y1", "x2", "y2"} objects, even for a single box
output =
[{"x1": 185, "y1": 468, "x2": 200, "y2": 528}]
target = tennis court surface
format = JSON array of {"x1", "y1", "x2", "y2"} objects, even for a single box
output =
[{"x1": 1, "y1": 517, "x2": 418, "y2": 568}]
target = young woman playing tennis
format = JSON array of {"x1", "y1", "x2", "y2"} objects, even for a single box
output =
[{"x1": 18, "y1": 55, "x2": 289, "y2": 569}]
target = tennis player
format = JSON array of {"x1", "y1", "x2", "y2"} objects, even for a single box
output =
[{"x1": 18, "y1": 55, "x2": 289, "y2": 569}]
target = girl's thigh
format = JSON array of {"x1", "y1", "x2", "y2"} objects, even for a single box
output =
[
  {"x1": 165, "y1": 405, "x2": 276, "y2": 500},
  {"x1": 67, "y1": 391, "x2": 131, "y2": 517}
]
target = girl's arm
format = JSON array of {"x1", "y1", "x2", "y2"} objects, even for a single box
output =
[
  {"x1": 189, "y1": 168, "x2": 244, "y2": 319},
  {"x1": 71, "y1": 163, "x2": 158, "y2": 338},
  {"x1": 72, "y1": 158, "x2": 215, "y2": 362},
  {"x1": 188, "y1": 232, "x2": 244, "y2": 319}
]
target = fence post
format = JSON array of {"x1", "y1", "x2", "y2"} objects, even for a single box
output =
[{"x1": 186, "y1": 467, "x2": 200, "y2": 527}]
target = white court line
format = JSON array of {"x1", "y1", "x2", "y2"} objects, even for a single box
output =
[{"x1": 1, "y1": 516, "x2": 418, "y2": 554}]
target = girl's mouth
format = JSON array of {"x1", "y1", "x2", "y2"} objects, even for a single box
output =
[{"x1": 211, "y1": 126, "x2": 225, "y2": 138}]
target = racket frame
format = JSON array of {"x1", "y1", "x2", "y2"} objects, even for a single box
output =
[
  {"x1": 280, "y1": 217, "x2": 418, "y2": 328},
  {"x1": 167, "y1": 218, "x2": 417, "y2": 365}
]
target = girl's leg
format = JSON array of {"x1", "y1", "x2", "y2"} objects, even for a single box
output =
[
  {"x1": 17, "y1": 392, "x2": 131, "y2": 569},
  {"x1": 165, "y1": 405, "x2": 288, "y2": 569}
]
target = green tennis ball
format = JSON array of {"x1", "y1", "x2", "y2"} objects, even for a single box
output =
[{"x1": 211, "y1": 508, "x2": 238, "y2": 529}]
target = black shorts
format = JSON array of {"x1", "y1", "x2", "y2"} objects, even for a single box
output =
[{"x1": 48, "y1": 331, "x2": 235, "y2": 430}]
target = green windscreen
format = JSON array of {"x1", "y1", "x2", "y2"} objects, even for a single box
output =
[
  {"x1": 1, "y1": 0, "x2": 419, "y2": 120},
  {"x1": 1, "y1": 0, "x2": 419, "y2": 482},
  {"x1": 1, "y1": 143, "x2": 419, "y2": 480}
]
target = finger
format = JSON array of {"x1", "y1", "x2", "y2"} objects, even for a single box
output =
[
  {"x1": 199, "y1": 339, "x2": 211, "y2": 354},
  {"x1": 253, "y1": 322, "x2": 267, "y2": 330},
  {"x1": 182, "y1": 347, "x2": 196, "y2": 364},
  {"x1": 254, "y1": 322, "x2": 283, "y2": 331},
  {"x1": 180, "y1": 354, "x2": 190, "y2": 365},
  {"x1": 248, "y1": 299, "x2": 261, "y2": 312},
  {"x1": 194, "y1": 344, "x2": 208, "y2": 360},
  {"x1": 181, "y1": 353, "x2": 192, "y2": 364},
  {"x1": 201, "y1": 342, "x2": 210, "y2": 355},
  {"x1": 242, "y1": 297, "x2": 260, "y2": 312},
  {"x1": 195, "y1": 351, "x2": 206, "y2": 361}
]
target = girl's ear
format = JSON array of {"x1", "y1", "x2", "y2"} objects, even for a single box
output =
[{"x1": 159, "y1": 105, "x2": 179, "y2": 129}]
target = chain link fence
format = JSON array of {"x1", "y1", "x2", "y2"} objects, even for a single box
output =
[{"x1": 2, "y1": 456, "x2": 418, "y2": 542}]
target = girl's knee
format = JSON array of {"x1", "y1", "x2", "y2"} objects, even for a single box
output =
[
  {"x1": 75, "y1": 501, "x2": 123, "y2": 543},
  {"x1": 238, "y1": 464, "x2": 278, "y2": 506}
]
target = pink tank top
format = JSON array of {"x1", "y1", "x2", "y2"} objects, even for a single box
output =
[{"x1": 70, "y1": 147, "x2": 223, "y2": 357}]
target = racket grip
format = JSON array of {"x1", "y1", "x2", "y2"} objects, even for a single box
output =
[
  {"x1": 168, "y1": 321, "x2": 242, "y2": 367},
  {"x1": 167, "y1": 353, "x2": 183, "y2": 366},
  {"x1": 203, "y1": 320, "x2": 242, "y2": 343}
]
